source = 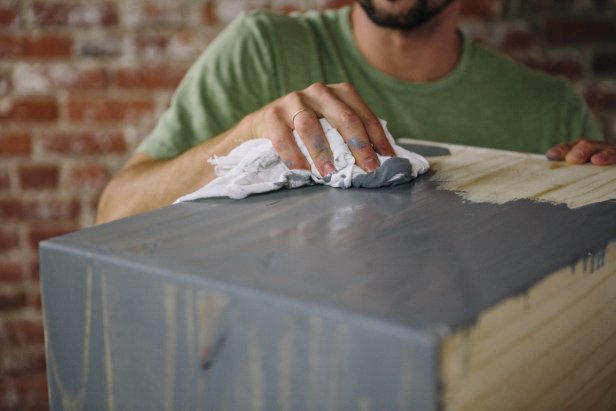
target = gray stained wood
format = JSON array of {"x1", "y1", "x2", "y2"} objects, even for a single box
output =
[{"x1": 41, "y1": 142, "x2": 616, "y2": 410}]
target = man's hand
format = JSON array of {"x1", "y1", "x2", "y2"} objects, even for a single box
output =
[
  {"x1": 97, "y1": 82, "x2": 395, "y2": 223},
  {"x1": 546, "y1": 139, "x2": 616, "y2": 166},
  {"x1": 250, "y1": 82, "x2": 396, "y2": 177}
]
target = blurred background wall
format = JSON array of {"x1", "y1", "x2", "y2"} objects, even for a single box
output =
[{"x1": 1, "y1": 0, "x2": 615, "y2": 409}]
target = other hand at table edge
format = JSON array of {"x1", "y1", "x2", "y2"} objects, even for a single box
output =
[{"x1": 546, "y1": 139, "x2": 616, "y2": 166}]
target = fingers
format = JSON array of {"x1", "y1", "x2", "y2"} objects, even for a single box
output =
[
  {"x1": 254, "y1": 82, "x2": 393, "y2": 176},
  {"x1": 565, "y1": 139, "x2": 608, "y2": 164},
  {"x1": 590, "y1": 146, "x2": 616, "y2": 166},
  {"x1": 302, "y1": 82, "x2": 394, "y2": 172},
  {"x1": 546, "y1": 139, "x2": 616, "y2": 166},
  {"x1": 329, "y1": 83, "x2": 396, "y2": 157},
  {"x1": 255, "y1": 93, "x2": 336, "y2": 176},
  {"x1": 545, "y1": 141, "x2": 576, "y2": 161},
  {"x1": 257, "y1": 107, "x2": 309, "y2": 171},
  {"x1": 291, "y1": 108, "x2": 337, "y2": 175}
]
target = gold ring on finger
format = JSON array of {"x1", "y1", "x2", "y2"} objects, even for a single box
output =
[{"x1": 291, "y1": 107, "x2": 311, "y2": 124}]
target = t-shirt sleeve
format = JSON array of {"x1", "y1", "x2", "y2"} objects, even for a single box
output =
[{"x1": 137, "y1": 12, "x2": 278, "y2": 160}]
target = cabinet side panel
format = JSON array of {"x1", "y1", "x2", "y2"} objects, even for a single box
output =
[
  {"x1": 41, "y1": 243, "x2": 439, "y2": 410},
  {"x1": 441, "y1": 242, "x2": 616, "y2": 411}
]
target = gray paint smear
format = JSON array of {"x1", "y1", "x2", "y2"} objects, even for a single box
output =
[
  {"x1": 47, "y1": 176, "x2": 616, "y2": 332},
  {"x1": 352, "y1": 157, "x2": 414, "y2": 188}
]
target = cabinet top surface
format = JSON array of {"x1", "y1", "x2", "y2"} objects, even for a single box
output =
[{"x1": 46, "y1": 143, "x2": 616, "y2": 331}]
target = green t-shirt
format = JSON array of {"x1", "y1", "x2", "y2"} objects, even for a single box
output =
[{"x1": 138, "y1": 7, "x2": 602, "y2": 159}]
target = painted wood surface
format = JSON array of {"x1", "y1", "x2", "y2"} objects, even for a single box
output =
[
  {"x1": 418, "y1": 140, "x2": 616, "y2": 410},
  {"x1": 400, "y1": 139, "x2": 616, "y2": 209},
  {"x1": 441, "y1": 242, "x2": 616, "y2": 410},
  {"x1": 41, "y1": 246, "x2": 437, "y2": 411},
  {"x1": 41, "y1": 143, "x2": 616, "y2": 410}
]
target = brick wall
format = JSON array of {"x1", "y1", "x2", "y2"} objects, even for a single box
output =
[{"x1": 1, "y1": 0, "x2": 615, "y2": 409}]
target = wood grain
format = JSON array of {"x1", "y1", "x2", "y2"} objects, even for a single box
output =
[
  {"x1": 401, "y1": 139, "x2": 616, "y2": 209},
  {"x1": 441, "y1": 242, "x2": 616, "y2": 411}
]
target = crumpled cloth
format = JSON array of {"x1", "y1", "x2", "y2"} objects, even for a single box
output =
[{"x1": 175, "y1": 119, "x2": 429, "y2": 202}]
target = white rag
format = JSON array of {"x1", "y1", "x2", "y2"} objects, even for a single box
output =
[{"x1": 175, "y1": 119, "x2": 429, "y2": 202}]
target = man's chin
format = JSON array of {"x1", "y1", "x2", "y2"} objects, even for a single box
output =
[{"x1": 357, "y1": 0, "x2": 455, "y2": 31}]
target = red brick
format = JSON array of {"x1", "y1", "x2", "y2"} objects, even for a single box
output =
[
  {"x1": 23, "y1": 34, "x2": 73, "y2": 58},
  {"x1": 28, "y1": 286, "x2": 43, "y2": 311},
  {"x1": 62, "y1": 67, "x2": 107, "y2": 89},
  {"x1": 0, "y1": 5, "x2": 17, "y2": 26},
  {"x1": 0, "y1": 168, "x2": 9, "y2": 190},
  {"x1": 274, "y1": 4, "x2": 301, "y2": 14},
  {"x1": 320, "y1": 0, "x2": 354, "y2": 9},
  {"x1": 12, "y1": 65, "x2": 107, "y2": 94},
  {"x1": 39, "y1": 131, "x2": 126, "y2": 155},
  {"x1": 0, "y1": 132, "x2": 31, "y2": 155},
  {"x1": 0, "y1": 198, "x2": 79, "y2": 222},
  {"x1": 28, "y1": 260, "x2": 40, "y2": 283},
  {"x1": 0, "y1": 98, "x2": 58, "y2": 122},
  {"x1": 516, "y1": 55, "x2": 584, "y2": 82},
  {"x1": 0, "y1": 34, "x2": 73, "y2": 59},
  {"x1": 0, "y1": 286, "x2": 27, "y2": 310},
  {"x1": 115, "y1": 66, "x2": 187, "y2": 89},
  {"x1": 30, "y1": 1, "x2": 118, "y2": 27},
  {"x1": 140, "y1": 1, "x2": 190, "y2": 26},
  {"x1": 27, "y1": 223, "x2": 77, "y2": 250},
  {"x1": 0, "y1": 263, "x2": 24, "y2": 283},
  {"x1": 544, "y1": 17, "x2": 616, "y2": 44},
  {"x1": 67, "y1": 97, "x2": 154, "y2": 122},
  {"x1": 0, "y1": 34, "x2": 21, "y2": 56},
  {"x1": 66, "y1": 164, "x2": 109, "y2": 192},
  {"x1": 0, "y1": 229, "x2": 19, "y2": 252},
  {"x1": 0, "y1": 70, "x2": 10, "y2": 95},
  {"x1": 460, "y1": 0, "x2": 502, "y2": 20},
  {"x1": 0, "y1": 373, "x2": 49, "y2": 410},
  {"x1": 0, "y1": 318, "x2": 45, "y2": 346},
  {"x1": 0, "y1": 347, "x2": 46, "y2": 377},
  {"x1": 201, "y1": 1, "x2": 217, "y2": 24},
  {"x1": 18, "y1": 164, "x2": 60, "y2": 190}
]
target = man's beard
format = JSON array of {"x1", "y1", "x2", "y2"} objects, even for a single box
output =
[{"x1": 357, "y1": 0, "x2": 455, "y2": 31}]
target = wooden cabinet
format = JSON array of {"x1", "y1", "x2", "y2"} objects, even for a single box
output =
[{"x1": 41, "y1": 142, "x2": 616, "y2": 410}]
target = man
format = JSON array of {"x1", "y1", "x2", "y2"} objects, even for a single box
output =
[{"x1": 96, "y1": 0, "x2": 615, "y2": 224}]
